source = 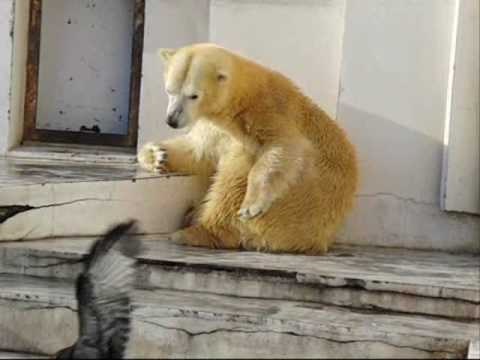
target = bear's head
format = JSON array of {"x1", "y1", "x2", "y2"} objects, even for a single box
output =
[{"x1": 158, "y1": 44, "x2": 235, "y2": 129}]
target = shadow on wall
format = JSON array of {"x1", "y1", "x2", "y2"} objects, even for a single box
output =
[{"x1": 335, "y1": 103, "x2": 480, "y2": 253}]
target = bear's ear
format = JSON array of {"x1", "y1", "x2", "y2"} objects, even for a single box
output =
[{"x1": 158, "y1": 48, "x2": 177, "y2": 63}]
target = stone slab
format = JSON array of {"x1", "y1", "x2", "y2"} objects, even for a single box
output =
[
  {"x1": 0, "y1": 352, "x2": 45, "y2": 359},
  {"x1": 1, "y1": 238, "x2": 478, "y2": 319},
  {"x1": 0, "y1": 274, "x2": 476, "y2": 358},
  {"x1": 8, "y1": 143, "x2": 136, "y2": 165},
  {"x1": 469, "y1": 339, "x2": 480, "y2": 360},
  {"x1": 0, "y1": 158, "x2": 203, "y2": 241}
]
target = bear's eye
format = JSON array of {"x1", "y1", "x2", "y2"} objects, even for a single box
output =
[{"x1": 188, "y1": 94, "x2": 199, "y2": 100}]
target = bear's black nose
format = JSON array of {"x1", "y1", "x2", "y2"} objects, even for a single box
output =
[
  {"x1": 166, "y1": 108, "x2": 183, "y2": 128},
  {"x1": 166, "y1": 115, "x2": 178, "y2": 128}
]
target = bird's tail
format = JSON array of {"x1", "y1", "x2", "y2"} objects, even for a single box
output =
[{"x1": 85, "y1": 219, "x2": 142, "y2": 268}]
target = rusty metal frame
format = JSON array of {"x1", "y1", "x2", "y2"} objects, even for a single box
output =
[{"x1": 23, "y1": 0, "x2": 145, "y2": 147}]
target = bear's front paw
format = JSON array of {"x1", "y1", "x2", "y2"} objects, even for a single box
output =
[
  {"x1": 137, "y1": 142, "x2": 169, "y2": 173},
  {"x1": 238, "y1": 198, "x2": 272, "y2": 221}
]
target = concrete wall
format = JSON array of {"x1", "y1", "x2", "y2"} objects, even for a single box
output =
[
  {"x1": 210, "y1": 0, "x2": 346, "y2": 119},
  {"x1": 336, "y1": 0, "x2": 479, "y2": 252},
  {"x1": 2, "y1": 0, "x2": 39, "y2": 155},
  {"x1": 1, "y1": 0, "x2": 479, "y2": 252},
  {"x1": 0, "y1": 0, "x2": 14, "y2": 154},
  {"x1": 138, "y1": 0, "x2": 210, "y2": 147},
  {"x1": 138, "y1": 0, "x2": 345, "y2": 146},
  {"x1": 207, "y1": 0, "x2": 479, "y2": 251}
]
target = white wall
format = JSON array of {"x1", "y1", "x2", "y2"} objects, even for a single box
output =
[
  {"x1": 0, "y1": 0, "x2": 14, "y2": 154},
  {"x1": 208, "y1": 0, "x2": 479, "y2": 252},
  {"x1": 138, "y1": 0, "x2": 210, "y2": 147},
  {"x1": 210, "y1": 0, "x2": 346, "y2": 118},
  {"x1": 336, "y1": 0, "x2": 479, "y2": 252},
  {"x1": 139, "y1": 0, "x2": 346, "y2": 146},
  {"x1": 2, "y1": 0, "x2": 479, "y2": 252}
]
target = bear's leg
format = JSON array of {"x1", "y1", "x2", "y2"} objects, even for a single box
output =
[
  {"x1": 239, "y1": 139, "x2": 311, "y2": 220},
  {"x1": 170, "y1": 224, "x2": 241, "y2": 249},
  {"x1": 138, "y1": 137, "x2": 214, "y2": 175},
  {"x1": 170, "y1": 225, "x2": 219, "y2": 248},
  {"x1": 170, "y1": 151, "x2": 252, "y2": 250}
]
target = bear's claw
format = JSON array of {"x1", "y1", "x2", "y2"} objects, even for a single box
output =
[
  {"x1": 153, "y1": 147, "x2": 168, "y2": 173},
  {"x1": 238, "y1": 204, "x2": 264, "y2": 221},
  {"x1": 138, "y1": 142, "x2": 169, "y2": 173}
]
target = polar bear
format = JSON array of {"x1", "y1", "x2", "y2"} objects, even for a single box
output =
[{"x1": 138, "y1": 43, "x2": 358, "y2": 254}]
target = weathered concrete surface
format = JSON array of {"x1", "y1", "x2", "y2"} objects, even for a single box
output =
[
  {"x1": 336, "y1": 0, "x2": 480, "y2": 253},
  {"x1": 468, "y1": 339, "x2": 480, "y2": 360},
  {"x1": 1, "y1": 238, "x2": 478, "y2": 320},
  {"x1": 8, "y1": 143, "x2": 136, "y2": 164},
  {"x1": 0, "y1": 0, "x2": 14, "y2": 155},
  {"x1": 3, "y1": 0, "x2": 479, "y2": 254},
  {"x1": 338, "y1": 193, "x2": 480, "y2": 253},
  {"x1": 0, "y1": 158, "x2": 203, "y2": 240},
  {"x1": 0, "y1": 274, "x2": 476, "y2": 358},
  {"x1": 0, "y1": 351, "x2": 45, "y2": 359}
]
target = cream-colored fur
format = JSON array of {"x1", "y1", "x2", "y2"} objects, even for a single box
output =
[{"x1": 138, "y1": 43, "x2": 358, "y2": 254}]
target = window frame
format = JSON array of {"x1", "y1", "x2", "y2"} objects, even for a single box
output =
[{"x1": 23, "y1": 0, "x2": 145, "y2": 147}]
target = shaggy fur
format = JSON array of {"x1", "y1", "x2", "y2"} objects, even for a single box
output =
[{"x1": 138, "y1": 43, "x2": 358, "y2": 254}]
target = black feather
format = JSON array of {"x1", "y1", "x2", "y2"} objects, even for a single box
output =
[{"x1": 56, "y1": 220, "x2": 141, "y2": 359}]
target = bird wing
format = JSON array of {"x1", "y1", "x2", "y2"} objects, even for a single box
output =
[
  {"x1": 75, "y1": 220, "x2": 141, "y2": 358},
  {"x1": 73, "y1": 273, "x2": 102, "y2": 359}
]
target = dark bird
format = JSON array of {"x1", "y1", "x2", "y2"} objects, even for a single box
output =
[{"x1": 56, "y1": 220, "x2": 142, "y2": 359}]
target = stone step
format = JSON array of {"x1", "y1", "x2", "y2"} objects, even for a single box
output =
[
  {"x1": 0, "y1": 352, "x2": 44, "y2": 359},
  {"x1": 0, "y1": 157, "x2": 202, "y2": 241},
  {"x1": 0, "y1": 274, "x2": 477, "y2": 359},
  {"x1": 1, "y1": 237, "x2": 478, "y2": 320},
  {"x1": 469, "y1": 339, "x2": 480, "y2": 359}
]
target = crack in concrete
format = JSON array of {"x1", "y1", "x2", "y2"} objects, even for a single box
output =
[
  {"x1": 296, "y1": 273, "x2": 480, "y2": 305},
  {"x1": 0, "y1": 288, "x2": 469, "y2": 356},
  {"x1": 0, "y1": 206, "x2": 34, "y2": 224},
  {"x1": 356, "y1": 192, "x2": 436, "y2": 207},
  {"x1": 139, "y1": 260, "x2": 480, "y2": 305},
  {"x1": 0, "y1": 198, "x2": 109, "y2": 224},
  {"x1": 0, "y1": 298, "x2": 77, "y2": 313},
  {"x1": 23, "y1": 256, "x2": 84, "y2": 269},
  {"x1": 23, "y1": 304, "x2": 77, "y2": 313},
  {"x1": 137, "y1": 319, "x2": 461, "y2": 356}
]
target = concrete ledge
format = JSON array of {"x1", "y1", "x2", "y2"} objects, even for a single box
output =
[
  {"x1": 0, "y1": 274, "x2": 476, "y2": 358},
  {"x1": 0, "y1": 158, "x2": 203, "y2": 240},
  {"x1": 468, "y1": 339, "x2": 480, "y2": 360},
  {"x1": 8, "y1": 143, "x2": 136, "y2": 164},
  {"x1": 1, "y1": 238, "x2": 478, "y2": 320},
  {"x1": 0, "y1": 351, "x2": 45, "y2": 359}
]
